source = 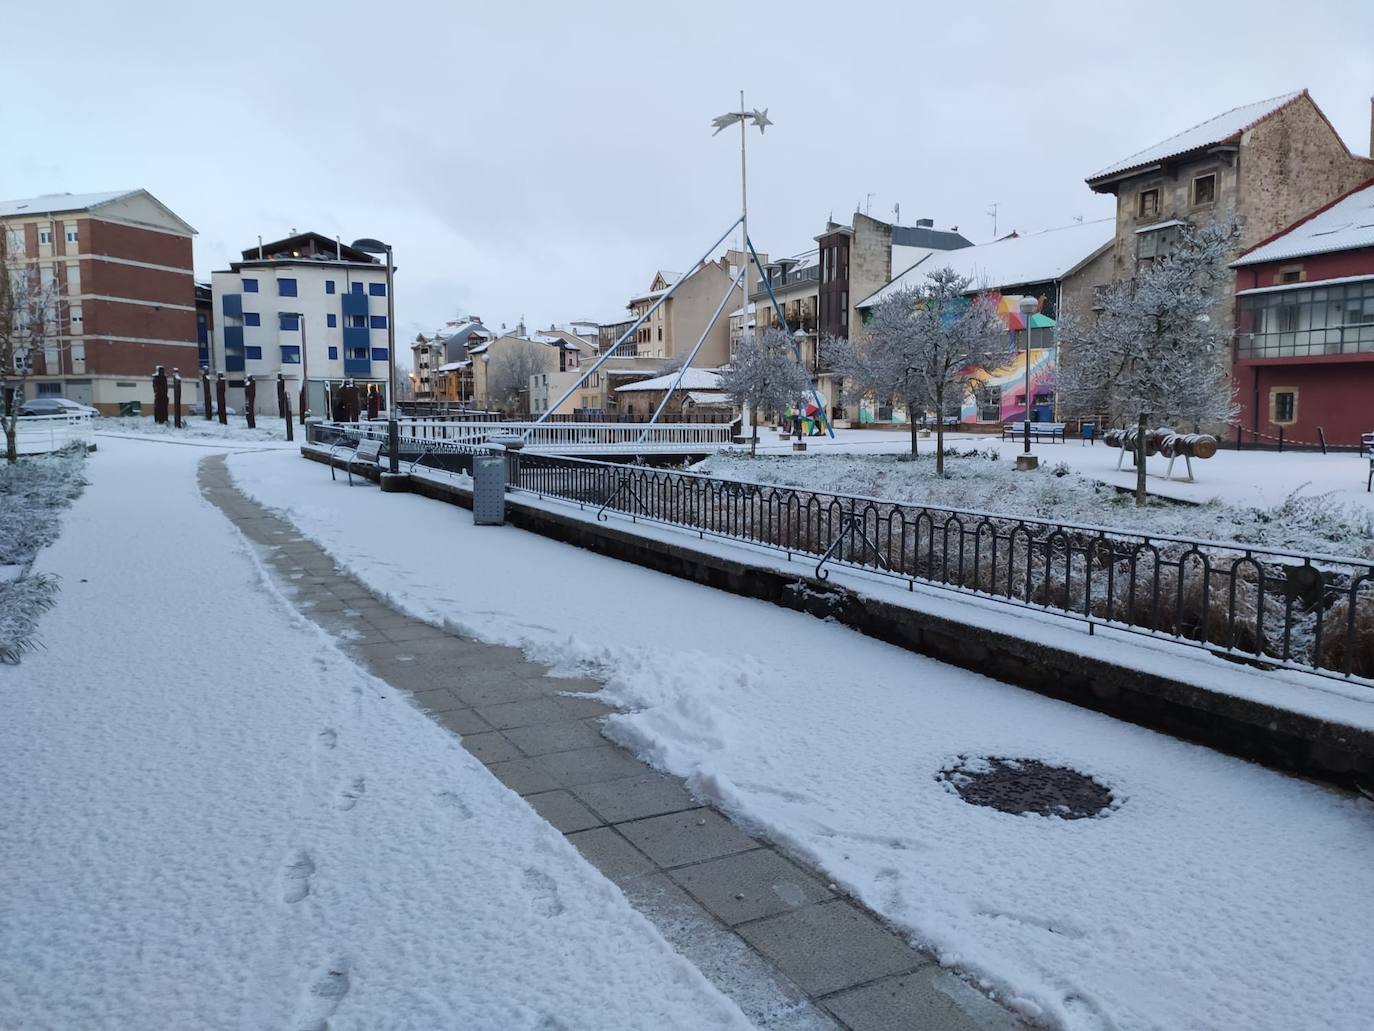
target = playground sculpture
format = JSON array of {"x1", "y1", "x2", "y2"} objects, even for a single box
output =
[{"x1": 1104, "y1": 427, "x2": 1218, "y2": 482}]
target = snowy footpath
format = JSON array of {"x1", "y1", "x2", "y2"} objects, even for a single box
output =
[
  {"x1": 0, "y1": 437, "x2": 750, "y2": 1030},
  {"x1": 229, "y1": 448, "x2": 1374, "y2": 1031}
]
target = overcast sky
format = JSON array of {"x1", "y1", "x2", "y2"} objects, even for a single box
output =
[{"x1": 9, "y1": 1, "x2": 1373, "y2": 360}]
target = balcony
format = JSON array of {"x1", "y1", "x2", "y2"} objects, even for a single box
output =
[
  {"x1": 343, "y1": 357, "x2": 372, "y2": 377},
  {"x1": 341, "y1": 293, "x2": 369, "y2": 318}
]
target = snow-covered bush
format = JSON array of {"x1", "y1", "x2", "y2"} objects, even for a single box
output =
[{"x1": 0, "y1": 448, "x2": 87, "y2": 662}]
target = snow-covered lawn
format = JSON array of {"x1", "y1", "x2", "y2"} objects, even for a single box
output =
[
  {"x1": 748, "y1": 426, "x2": 1374, "y2": 513},
  {"x1": 0, "y1": 437, "x2": 749, "y2": 1030},
  {"x1": 697, "y1": 444, "x2": 1374, "y2": 560},
  {"x1": 229, "y1": 448, "x2": 1374, "y2": 1031},
  {"x1": 96, "y1": 413, "x2": 294, "y2": 444}
]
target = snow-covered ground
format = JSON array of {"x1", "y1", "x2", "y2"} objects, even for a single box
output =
[
  {"x1": 229, "y1": 448, "x2": 1374, "y2": 1031},
  {"x1": 747, "y1": 426, "x2": 1374, "y2": 513},
  {"x1": 0, "y1": 437, "x2": 750, "y2": 1031},
  {"x1": 96, "y1": 413, "x2": 294, "y2": 444},
  {"x1": 698, "y1": 440, "x2": 1374, "y2": 560}
]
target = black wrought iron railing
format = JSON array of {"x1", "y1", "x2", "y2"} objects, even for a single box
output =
[{"x1": 503, "y1": 452, "x2": 1374, "y2": 684}]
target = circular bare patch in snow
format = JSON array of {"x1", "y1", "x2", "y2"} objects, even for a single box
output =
[{"x1": 937, "y1": 756, "x2": 1113, "y2": 819}]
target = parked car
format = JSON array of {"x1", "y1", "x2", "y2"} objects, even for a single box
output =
[
  {"x1": 18, "y1": 397, "x2": 100, "y2": 418},
  {"x1": 187, "y1": 403, "x2": 237, "y2": 416}
]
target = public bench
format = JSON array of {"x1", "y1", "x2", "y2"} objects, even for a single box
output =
[
  {"x1": 330, "y1": 436, "x2": 385, "y2": 485},
  {"x1": 1001, "y1": 421, "x2": 1066, "y2": 443}
]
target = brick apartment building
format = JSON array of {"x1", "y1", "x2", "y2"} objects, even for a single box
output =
[{"x1": 0, "y1": 189, "x2": 198, "y2": 413}]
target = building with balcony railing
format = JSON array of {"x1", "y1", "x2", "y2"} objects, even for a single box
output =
[
  {"x1": 209, "y1": 232, "x2": 392, "y2": 415},
  {"x1": 1232, "y1": 177, "x2": 1374, "y2": 447}
]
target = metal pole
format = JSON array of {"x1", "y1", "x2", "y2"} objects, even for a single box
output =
[
  {"x1": 386, "y1": 245, "x2": 398, "y2": 473},
  {"x1": 739, "y1": 88, "x2": 748, "y2": 333},
  {"x1": 637, "y1": 265, "x2": 746, "y2": 443},
  {"x1": 524, "y1": 217, "x2": 742, "y2": 436},
  {"x1": 299, "y1": 312, "x2": 309, "y2": 425},
  {"x1": 1024, "y1": 336, "x2": 1031, "y2": 453}
]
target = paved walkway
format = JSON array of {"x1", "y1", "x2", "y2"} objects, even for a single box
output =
[{"x1": 200, "y1": 455, "x2": 1021, "y2": 1031}]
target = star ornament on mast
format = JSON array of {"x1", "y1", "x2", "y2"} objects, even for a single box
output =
[{"x1": 711, "y1": 107, "x2": 771, "y2": 135}]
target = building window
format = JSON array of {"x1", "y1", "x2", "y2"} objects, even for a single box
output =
[
  {"x1": 280, "y1": 345, "x2": 301, "y2": 364},
  {"x1": 371, "y1": 348, "x2": 389, "y2": 361},
  {"x1": 327, "y1": 314, "x2": 337, "y2": 328},
  {"x1": 69, "y1": 304, "x2": 83, "y2": 326},
  {"x1": 245, "y1": 345, "x2": 263, "y2": 360},
  {"x1": 328, "y1": 346, "x2": 338, "y2": 360},
  {"x1": 278, "y1": 278, "x2": 297, "y2": 297},
  {"x1": 325, "y1": 280, "x2": 336, "y2": 295},
  {"x1": 1136, "y1": 224, "x2": 1181, "y2": 262},
  {"x1": 1191, "y1": 173, "x2": 1216, "y2": 206},
  {"x1": 242, "y1": 278, "x2": 259, "y2": 293},
  {"x1": 368, "y1": 282, "x2": 387, "y2": 297},
  {"x1": 39, "y1": 229, "x2": 52, "y2": 245},
  {"x1": 1137, "y1": 189, "x2": 1160, "y2": 218},
  {"x1": 1269, "y1": 388, "x2": 1297, "y2": 426},
  {"x1": 351, "y1": 282, "x2": 364, "y2": 295},
  {"x1": 244, "y1": 312, "x2": 261, "y2": 327},
  {"x1": 1237, "y1": 279, "x2": 1374, "y2": 358},
  {"x1": 66, "y1": 263, "x2": 81, "y2": 295},
  {"x1": 349, "y1": 314, "x2": 366, "y2": 328},
  {"x1": 370, "y1": 315, "x2": 387, "y2": 330},
  {"x1": 65, "y1": 228, "x2": 78, "y2": 244},
  {"x1": 1278, "y1": 266, "x2": 1303, "y2": 285},
  {"x1": 279, "y1": 314, "x2": 300, "y2": 331}
]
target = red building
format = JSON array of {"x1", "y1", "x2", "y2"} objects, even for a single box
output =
[
  {"x1": 1232, "y1": 178, "x2": 1374, "y2": 448},
  {"x1": 0, "y1": 189, "x2": 198, "y2": 413}
]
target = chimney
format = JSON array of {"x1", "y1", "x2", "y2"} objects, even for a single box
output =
[{"x1": 915, "y1": 218, "x2": 934, "y2": 229}]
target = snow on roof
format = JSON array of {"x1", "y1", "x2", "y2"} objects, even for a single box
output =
[
  {"x1": 615, "y1": 368, "x2": 723, "y2": 393},
  {"x1": 1233, "y1": 179, "x2": 1374, "y2": 266},
  {"x1": 436, "y1": 361, "x2": 469, "y2": 371},
  {"x1": 0, "y1": 189, "x2": 139, "y2": 217},
  {"x1": 857, "y1": 219, "x2": 1115, "y2": 309},
  {"x1": 685, "y1": 391, "x2": 731, "y2": 406},
  {"x1": 1089, "y1": 91, "x2": 1303, "y2": 181}
]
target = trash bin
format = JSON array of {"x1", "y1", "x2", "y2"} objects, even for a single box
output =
[
  {"x1": 472, "y1": 454, "x2": 507, "y2": 525},
  {"x1": 119, "y1": 400, "x2": 142, "y2": 417}
]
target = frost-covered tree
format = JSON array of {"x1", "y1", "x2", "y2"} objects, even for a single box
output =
[
  {"x1": 829, "y1": 270, "x2": 1010, "y2": 473},
  {"x1": 720, "y1": 327, "x2": 811, "y2": 455},
  {"x1": 1, "y1": 252, "x2": 63, "y2": 463},
  {"x1": 1059, "y1": 219, "x2": 1240, "y2": 504},
  {"x1": 485, "y1": 339, "x2": 550, "y2": 413}
]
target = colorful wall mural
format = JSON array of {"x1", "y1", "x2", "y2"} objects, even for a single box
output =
[{"x1": 960, "y1": 347, "x2": 1056, "y2": 424}]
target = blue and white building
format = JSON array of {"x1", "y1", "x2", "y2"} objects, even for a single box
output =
[{"x1": 209, "y1": 232, "x2": 393, "y2": 415}]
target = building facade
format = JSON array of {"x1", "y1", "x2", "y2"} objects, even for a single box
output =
[
  {"x1": 209, "y1": 233, "x2": 392, "y2": 416},
  {"x1": 1086, "y1": 90, "x2": 1374, "y2": 281},
  {"x1": 1, "y1": 189, "x2": 198, "y2": 413},
  {"x1": 1232, "y1": 177, "x2": 1374, "y2": 447}
]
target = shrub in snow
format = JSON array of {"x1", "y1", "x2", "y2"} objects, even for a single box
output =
[
  {"x1": 0, "y1": 573, "x2": 59, "y2": 662},
  {"x1": 1319, "y1": 594, "x2": 1374, "y2": 679}
]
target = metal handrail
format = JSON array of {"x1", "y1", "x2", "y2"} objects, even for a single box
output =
[{"x1": 503, "y1": 451, "x2": 1374, "y2": 685}]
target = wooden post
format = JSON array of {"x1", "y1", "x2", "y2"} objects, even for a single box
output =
[
  {"x1": 283, "y1": 394, "x2": 294, "y2": 442},
  {"x1": 201, "y1": 368, "x2": 214, "y2": 420},
  {"x1": 245, "y1": 376, "x2": 257, "y2": 429},
  {"x1": 152, "y1": 365, "x2": 168, "y2": 424},
  {"x1": 276, "y1": 374, "x2": 287, "y2": 419},
  {"x1": 172, "y1": 369, "x2": 182, "y2": 428},
  {"x1": 1317, "y1": 426, "x2": 1327, "y2": 455},
  {"x1": 216, "y1": 373, "x2": 228, "y2": 425}
]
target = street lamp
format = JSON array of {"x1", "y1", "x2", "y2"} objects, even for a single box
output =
[
  {"x1": 350, "y1": 238, "x2": 397, "y2": 473},
  {"x1": 1018, "y1": 295, "x2": 1039, "y2": 455}
]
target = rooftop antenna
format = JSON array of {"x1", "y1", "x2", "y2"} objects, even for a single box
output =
[
  {"x1": 1073, "y1": 214, "x2": 1084, "y2": 224},
  {"x1": 893, "y1": 202, "x2": 900, "y2": 224},
  {"x1": 987, "y1": 202, "x2": 1000, "y2": 238},
  {"x1": 865, "y1": 192, "x2": 875, "y2": 215},
  {"x1": 257, "y1": 235, "x2": 263, "y2": 259},
  {"x1": 336, "y1": 235, "x2": 342, "y2": 258}
]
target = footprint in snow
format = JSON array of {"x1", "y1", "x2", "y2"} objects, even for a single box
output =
[
  {"x1": 317, "y1": 728, "x2": 337, "y2": 751},
  {"x1": 435, "y1": 790, "x2": 472, "y2": 819},
  {"x1": 294, "y1": 960, "x2": 351, "y2": 1031},
  {"x1": 336, "y1": 777, "x2": 365, "y2": 811},
  {"x1": 522, "y1": 867, "x2": 565, "y2": 918},
  {"x1": 283, "y1": 851, "x2": 315, "y2": 904}
]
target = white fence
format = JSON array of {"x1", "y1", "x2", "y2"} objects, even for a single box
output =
[
  {"x1": 320, "y1": 419, "x2": 737, "y2": 454},
  {"x1": 13, "y1": 413, "x2": 95, "y2": 455}
]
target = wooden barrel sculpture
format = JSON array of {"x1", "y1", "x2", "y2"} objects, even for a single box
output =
[{"x1": 1155, "y1": 431, "x2": 1218, "y2": 460}]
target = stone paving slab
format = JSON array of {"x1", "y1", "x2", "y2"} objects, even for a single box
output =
[
  {"x1": 669, "y1": 848, "x2": 835, "y2": 926},
  {"x1": 198, "y1": 455, "x2": 1024, "y2": 1031},
  {"x1": 736, "y1": 900, "x2": 925, "y2": 998}
]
